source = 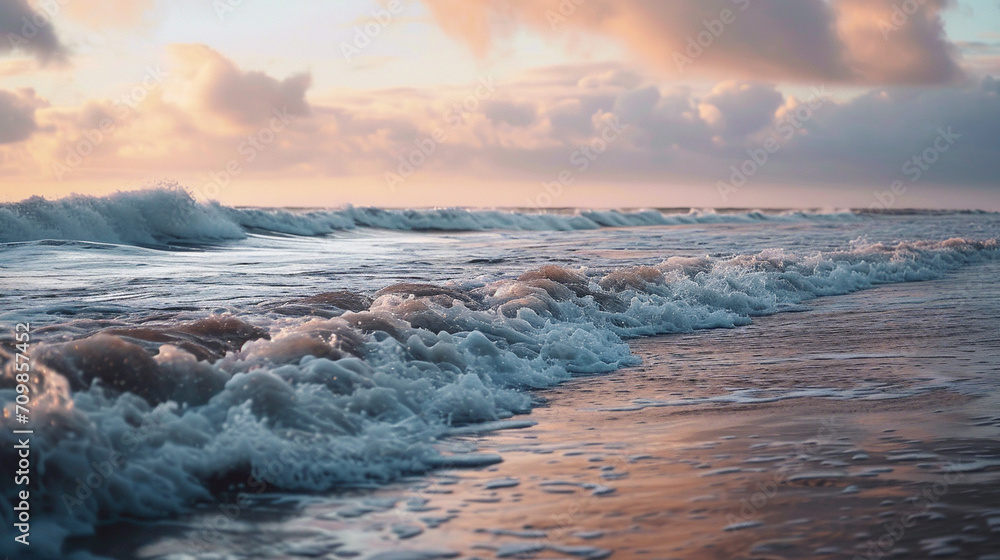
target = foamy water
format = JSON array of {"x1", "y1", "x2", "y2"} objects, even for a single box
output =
[{"x1": 1, "y1": 188, "x2": 998, "y2": 559}]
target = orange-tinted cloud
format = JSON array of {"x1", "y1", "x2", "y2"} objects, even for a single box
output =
[
  {"x1": 422, "y1": 0, "x2": 962, "y2": 85},
  {"x1": 835, "y1": 0, "x2": 960, "y2": 84},
  {"x1": 167, "y1": 44, "x2": 312, "y2": 130},
  {"x1": 62, "y1": 0, "x2": 156, "y2": 28},
  {"x1": 2, "y1": 54, "x2": 998, "y2": 203},
  {"x1": 0, "y1": 45, "x2": 318, "y2": 182},
  {"x1": 0, "y1": 58, "x2": 36, "y2": 78}
]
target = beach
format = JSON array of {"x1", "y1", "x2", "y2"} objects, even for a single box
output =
[
  {"x1": 5, "y1": 3, "x2": 1000, "y2": 557},
  {"x1": 63, "y1": 253, "x2": 1000, "y2": 560}
]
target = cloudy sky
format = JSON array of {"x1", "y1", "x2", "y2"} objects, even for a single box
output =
[{"x1": 0, "y1": 0, "x2": 998, "y2": 209}]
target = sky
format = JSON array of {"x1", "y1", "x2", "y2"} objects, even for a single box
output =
[{"x1": 0, "y1": 0, "x2": 998, "y2": 209}]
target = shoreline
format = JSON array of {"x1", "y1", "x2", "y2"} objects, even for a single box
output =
[
  {"x1": 79, "y1": 264, "x2": 1000, "y2": 559},
  {"x1": 87, "y1": 357, "x2": 1000, "y2": 560}
]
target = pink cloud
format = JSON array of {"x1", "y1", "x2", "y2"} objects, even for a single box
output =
[
  {"x1": 422, "y1": 0, "x2": 963, "y2": 85},
  {"x1": 167, "y1": 44, "x2": 312, "y2": 129}
]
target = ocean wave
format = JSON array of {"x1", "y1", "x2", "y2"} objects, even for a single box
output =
[
  {"x1": 1, "y1": 235, "x2": 996, "y2": 557},
  {"x1": 0, "y1": 187, "x2": 864, "y2": 247}
]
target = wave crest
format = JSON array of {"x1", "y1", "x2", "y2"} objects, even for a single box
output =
[{"x1": 1, "y1": 186, "x2": 865, "y2": 247}]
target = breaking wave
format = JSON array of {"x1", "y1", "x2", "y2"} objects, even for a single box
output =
[{"x1": 0, "y1": 187, "x2": 862, "y2": 247}]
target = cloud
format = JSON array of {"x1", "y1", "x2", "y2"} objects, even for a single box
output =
[
  {"x1": 0, "y1": 45, "x2": 320, "y2": 181},
  {"x1": 62, "y1": 0, "x2": 155, "y2": 28},
  {"x1": 0, "y1": 88, "x2": 45, "y2": 143},
  {"x1": 483, "y1": 100, "x2": 537, "y2": 126},
  {"x1": 577, "y1": 68, "x2": 643, "y2": 89},
  {"x1": 834, "y1": 0, "x2": 961, "y2": 84},
  {"x1": 325, "y1": 64, "x2": 1000, "y2": 192},
  {"x1": 0, "y1": 0, "x2": 67, "y2": 64},
  {"x1": 167, "y1": 44, "x2": 312, "y2": 129},
  {"x1": 0, "y1": 58, "x2": 35, "y2": 77},
  {"x1": 700, "y1": 81, "x2": 784, "y2": 138},
  {"x1": 422, "y1": 0, "x2": 963, "y2": 85},
  {"x1": 785, "y1": 76, "x2": 1000, "y2": 185},
  {"x1": 3, "y1": 53, "x2": 998, "y2": 201},
  {"x1": 297, "y1": 65, "x2": 1000, "y2": 192}
]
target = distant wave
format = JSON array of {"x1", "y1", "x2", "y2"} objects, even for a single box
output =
[{"x1": 0, "y1": 187, "x2": 865, "y2": 247}]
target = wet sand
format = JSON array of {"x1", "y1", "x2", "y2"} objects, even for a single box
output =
[{"x1": 82, "y1": 265, "x2": 1000, "y2": 559}]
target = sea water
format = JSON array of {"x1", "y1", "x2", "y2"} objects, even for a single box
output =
[{"x1": 1, "y1": 187, "x2": 998, "y2": 558}]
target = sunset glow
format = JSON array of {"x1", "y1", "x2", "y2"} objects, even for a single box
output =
[{"x1": 1, "y1": 0, "x2": 998, "y2": 208}]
